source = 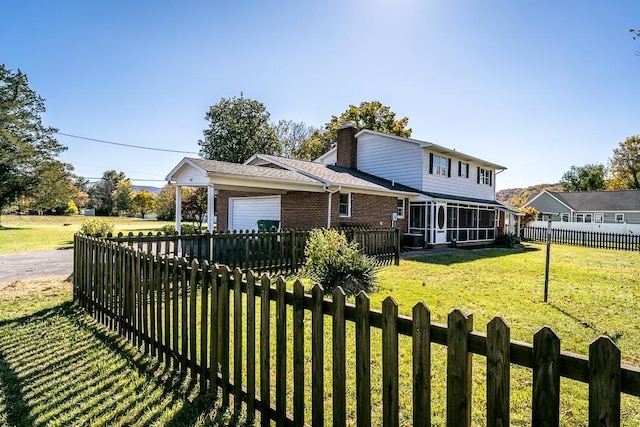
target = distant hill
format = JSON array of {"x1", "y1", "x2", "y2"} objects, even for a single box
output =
[
  {"x1": 132, "y1": 185, "x2": 162, "y2": 195},
  {"x1": 86, "y1": 182, "x2": 162, "y2": 195},
  {"x1": 496, "y1": 183, "x2": 564, "y2": 207}
]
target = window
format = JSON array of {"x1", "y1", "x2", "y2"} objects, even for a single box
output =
[
  {"x1": 615, "y1": 213, "x2": 625, "y2": 223},
  {"x1": 594, "y1": 213, "x2": 603, "y2": 223},
  {"x1": 561, "y1": 213, "x2": 569, "y2": 222},
  {"x1": 458, "y1": 161, "x2": 469, "y2": 178},
  {"x1": 397, "y1": 198, "x2": 405, "y2": 219},
  {"x1": 477, "y1": 167, "x2": 493, "y2": 186},
  {"x1": 576, "y1": 214, "x2": 584, "y2": 223},
  {"x1": 430, "y1": 153, "x2": 451, "y2": 177},
  {"x1": 339, "y1": 193, "x2": 351, "y2": 217},
  {"x1": 585, "y1": 214, "x2": 592, "y2": 223}
]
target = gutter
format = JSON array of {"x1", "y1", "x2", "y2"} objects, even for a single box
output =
[{"x1": 324, "y1": 185, "x2": 341, "y2": 228}]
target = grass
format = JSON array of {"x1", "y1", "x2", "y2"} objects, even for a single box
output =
[
  {"x1": 1, "y1": 242, "x2": 639, "y2": 425},
  {"x1": 0, "y1": 279, "x2": 245, "y2": 426},
  {"x1": 0, "y1": 215, "x2": 172, "y2": 254}
]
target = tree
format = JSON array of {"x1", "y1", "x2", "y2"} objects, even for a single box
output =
[
  {"x1": 294, "y1": 101, "x2": 412, "y2": 160},
  {"x1": 559, "y1": 163, "x2": 607, "y2": 192},
  {"x1": 518, "y1": 206, "x2": 539, "y2": 228},
  {"x1": 112, "y1": 180, "x2": 133, "y2": 216},
  {"x1": 29, "y1": 161, "x2": 78, "y2": 214},
  {"x1": 609, "y1": 135, "x2": 640, "y2": 189},
  {"x1": 131, "y1": 190, "x2": 158, "y2": 217},
  {"x1": 198, "y1": 94, "x2": 280, "y2": 163},
  {"x1": 181, "y1": 187, "x2": 207, "y2": 230},
  {"x1": 156, "y1": 185, "x2": 176, "y2": 221},
  {"x1": 87, "y1": 170, "x2": 126, "y2": 216},
  {"x1": 0, "y1": 65, "x2": 65, "y2": 222},
  {"x1": 274, "y1": 119, "x2": 316, "y2": 158}
]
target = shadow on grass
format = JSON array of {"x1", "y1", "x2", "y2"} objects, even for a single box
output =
[
  {"x1": 0, "y1": 303, "x2": 252, "y2": 426},
  {"x1": 56, "y1": 241, "x2": 74, "y2": 250},
  {"x1": 403, "y1": 245, "x2": 541, "y2": 266}
]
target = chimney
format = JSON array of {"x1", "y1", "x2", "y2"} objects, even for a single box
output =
[{"x1": 336, "y1": 121, "x2": 358, "y2": 169}]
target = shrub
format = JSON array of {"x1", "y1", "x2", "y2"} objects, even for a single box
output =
[
  {"x1": 80, "y1": 218, "x2": 115, "y2": 236},
  {"x1": 495, "y1": 232, "x2": 516, "y2": 248},
  {"x1": 304, "y1": 228, "x2": 379, "y2": 295},
  {"x1": 160, "y1": 224, "x2": 176, "y2": 235},
  {"x1": 64, "y1": 201, "x2": 79, "y2": 215}
]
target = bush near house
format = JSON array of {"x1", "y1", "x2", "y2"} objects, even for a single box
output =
[
  {"x1": 303, "y1": 228, "x2": 379, "y2": 295},
  {"x1": 79, "y1": 218, "x2": 115, "y2": 236}
]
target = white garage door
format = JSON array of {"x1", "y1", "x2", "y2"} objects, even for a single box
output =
[{"x1": 229, "y1": 196, "x2": 281, "y2": 231}]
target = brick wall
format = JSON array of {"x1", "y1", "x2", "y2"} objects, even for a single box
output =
[
  {"x1": 217, "y1": 189, "x2": 408, "y2": 232},
  {"x1": 336, "y1": 125, "x2": 358, "y2": 169}
]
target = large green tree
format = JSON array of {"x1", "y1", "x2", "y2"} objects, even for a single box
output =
[
  {"x1": 609, "y1": 135, "x2": 640, "y2": 189},
  {"x1": 29, "y1": 161, "x2": 78, "y2": 214},
  {"x1": 199, "y1": 94, "x2": 280, "y2": 163},
  {"x1": 559, "y1": 163, "x2": 607, "y2": 192},
  {"x1": 0, "y1": 65, "x2": 65, "y2": 221},
  {"x1": 131, "y1": 190, "x2": 158, "y2": 217},
  {"x1": 87, "y1": 170, "x2": 127, "y2": 216},
  {"x1": 294, "y1": 101, "x2": 412, "y2": 160}
]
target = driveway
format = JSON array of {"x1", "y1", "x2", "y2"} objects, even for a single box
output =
[{"x1": 0, "y1": 249, "x2": 74, "y2": 284}]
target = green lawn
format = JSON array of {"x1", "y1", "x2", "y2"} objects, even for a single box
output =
[
  {"x1": 1, "y1": 242, "x2": 639, "y2": 425},
  {"x1": 0, "y1": 215, "x2": 172, "y2": 254}
]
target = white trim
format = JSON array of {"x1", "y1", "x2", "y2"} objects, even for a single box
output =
[
  {"x1": 397, "y1": 198, "x2": 405, "y2": 219},
  {"x1": 524, "y1": 190, "x2": 574, "y2": 212}
]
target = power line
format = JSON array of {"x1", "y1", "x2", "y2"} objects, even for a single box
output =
[
  {"x1": 83, "y1": 177, "x2": 166, "y2": 182},
  {"x1": 56, "y1": 132, "x2": 199, "y2": 155}
]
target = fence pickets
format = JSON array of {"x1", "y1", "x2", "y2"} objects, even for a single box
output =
[
  {"x1": 524, "y1": 226, "x2": 640, "y2": 251},
  {"x1": 73, "y1": 233, "x2": 639, "y2": 426},
  {"x1": 104, "y1": 227, "x2": 401, "y2": 273}
]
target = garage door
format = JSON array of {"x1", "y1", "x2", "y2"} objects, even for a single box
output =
[{"x1": 229, "y1": 196, "x2": 281, "y2": 231}]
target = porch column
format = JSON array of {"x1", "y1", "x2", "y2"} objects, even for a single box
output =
[
  {"x1": 508, "y1": 213, "x2": 514, "y2": 234},
  {"x1": 207, "y1": 184, "x2": 215, "y2": 232},
  {"x1": 175, "y1": 185, "x2": 182, "y2": 234},
  {"x1": 517, "y1": 215, "x2": 521, "y2": 238}
]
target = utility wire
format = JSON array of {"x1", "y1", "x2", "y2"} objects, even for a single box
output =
[{"x1": 56, "y1": 132, "x2": 199, "y2": 155}]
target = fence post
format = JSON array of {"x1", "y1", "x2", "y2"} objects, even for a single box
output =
[
  {"x1": 333, "y1": 287, "x2": 347, "y2": 427},
  {"x1": 382, "y1": 297, "x2": 399, "y2": 427},
  {"x1": 447, "y1": 310, "x2": 473, "y2": 427},
  {"x1": 532, "y1": 326, "x2": 560, "y2": 426},
  {"x1": 487, "y1": 317, "x2": 510, "y2": 427},
  {"x1": 276, "y1": 277, "x2": 287, "y2": 426},
  {"x1": 233, "y1": 268, "x2": 244, "y2": 415},
  {"x1": 260, "y1": 274, "x2": 271, "y2": 427},
  {"x1": 312, "y1": 284, "x2": 325, "y2": 426},
  {"x1": 589, "y1": 337, "x2": 621, "y2": 427},
  {"x1": 293, "y1": 280, "x2": 305, "y2": 426},
  {"x1": 412, "y1": 302, "x2": 431, "y2": 427},
  {"x1": 394, "y1": 228, "x2": 401, "y2": 265},
  {"x1": 356, "y1": 291, "x2": 371, "y2": 427}
]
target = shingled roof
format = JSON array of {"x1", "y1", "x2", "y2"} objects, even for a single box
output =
[
  {"x1": 187, "y1": 157, "x2": 318, "y2": 184},
  {"x1": 549, "y1": 190, "x2": 640, "y2": 211}
]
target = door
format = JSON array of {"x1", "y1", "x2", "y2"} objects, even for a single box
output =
[
  {"x1": 435, "y1": 203, "x2": 447, "y2": 244},
  {"x1": 229, "y1": 196, "x2": 281, "y2": 231}
]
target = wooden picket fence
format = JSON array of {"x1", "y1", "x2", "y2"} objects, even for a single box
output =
[
  {"x1": 73, "y1": 233, "x2": 640, "y2": 426},
  {"x1": 524, "y1": 227, "x2": 640, "y2": 252},
  {"x1": 104, "y1": 227, "x2": 400, "y2": 273}
]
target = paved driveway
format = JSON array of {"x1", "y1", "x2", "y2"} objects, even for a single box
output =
[{"x1": 0, "y1": 249, "x2": 74, "y2": 284}]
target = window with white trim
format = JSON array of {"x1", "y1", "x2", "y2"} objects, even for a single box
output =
[
  {"x1": 339, "y1": 193, "x2": 351, "y2": 217},
  {"x1": 561, "y1": 213, "x2": 569, "y2": 222},
  {"x1": 594, "y1": 213, "x2": 603, "y2": 223},
  {"x1": 477, "y1": 167, "x2": 493, "y2": 186},
  {"x1": 585, "y1": 214, "x2": 592, "y2": 223},
  {"x1": 576, "y1": 214, "x2": 584, "y2": 223},
  {"x1": 615, "y1": 213, "x2": 625, "y2": 223},
  {"x1": 432, "y1": 155, "x2": 449, "y2": 176},
  {"x1": 397, "y1": 198, "x2": 405, "y2": 219},
  {"x1": 459, "y1": 161, "x2": 469, "y2": 178}
]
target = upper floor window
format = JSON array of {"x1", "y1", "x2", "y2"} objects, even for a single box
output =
[
  {"x1": 477, "y1": 167, "x2": 493, "y2": 186},
  {"x1": 429, "y1": 153, "x2": 451, "y2": 177},
  {"x1": 339, "y1": 193, "x2": 351, "y2": 217},
  {"x1": 458, "y1": 161, "x2": 469, "y2": 178},
  {"x1": 397, "y1": 198, "x2": 405, "y2": 219}
]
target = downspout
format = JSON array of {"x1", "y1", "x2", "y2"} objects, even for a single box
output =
[{"x1": 323, "y1": 185, "x2": 341, "y2": 228}]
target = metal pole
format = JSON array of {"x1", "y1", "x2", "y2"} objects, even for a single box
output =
[{"x1": 544, "y1": 215, "x2": 552, "y2": 302}]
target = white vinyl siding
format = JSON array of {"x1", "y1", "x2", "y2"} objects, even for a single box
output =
[
  {"x1": 424, "y1": 155, "x2": 496, "y2": 200},
  {"x1": 228, "y1": 196, "x2": 281, "y2": 231},
  {"x1": 356, "y1": 133, "x2": 423, "y2": 189}
]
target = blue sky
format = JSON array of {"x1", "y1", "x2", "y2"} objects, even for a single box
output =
[{"x1": 3, "y1": 0, "x2": 640, "y2": 191}]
